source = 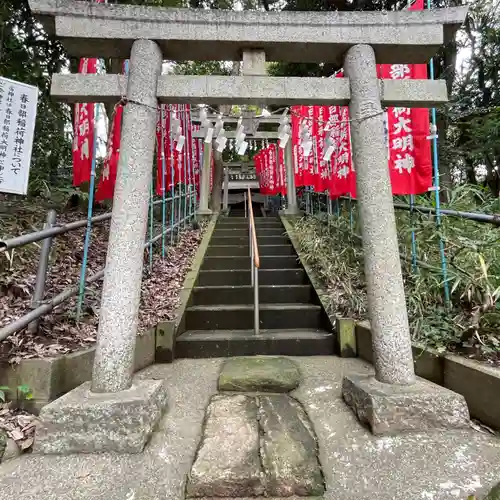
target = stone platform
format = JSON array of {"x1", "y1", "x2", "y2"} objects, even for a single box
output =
[{"x1": 1, "y1": 357, "x2": 500, "y2": 500}]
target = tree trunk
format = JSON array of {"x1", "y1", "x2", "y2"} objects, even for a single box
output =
[{"x1": 464, "y1": 157, "x2": 478, "y2": 185}]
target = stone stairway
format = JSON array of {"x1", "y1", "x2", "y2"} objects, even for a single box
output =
[{"x1": 176, "y1": 216, "x2": 334, "y2": 358}]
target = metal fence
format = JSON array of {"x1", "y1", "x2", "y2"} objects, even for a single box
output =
[
  {"x1": 0, "y1": 187, "x2": 198, "y2": 342},
  {"x1": 299, "y1": 189, "x2": 499, "y2": 306}
]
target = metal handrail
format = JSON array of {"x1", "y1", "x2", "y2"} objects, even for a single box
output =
[
  {"x1": 0, "y1": 194, "x2": 185, "y2": 252},
  {"x1": 247, "y1": 187, "x2": 260, "y2": 334}
]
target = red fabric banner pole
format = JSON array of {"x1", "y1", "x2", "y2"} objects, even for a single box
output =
[{"x1": 72, "y1": 58, "x2": 97, "y2": 187}]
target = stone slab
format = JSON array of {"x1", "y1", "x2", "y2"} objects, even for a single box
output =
[
  {"x1": 29, "y1": 0, "x2": 466, "y2": 62},
  {"x1": 186, "y1": 394, "x2": 263, "y2": 498},
  {"x1": 259, "y1": 394, "x2": 325, "y2": 497},
  {"x1": 342, "y1": 374, "x2": 470, "y2": 435},
  {"x1": 34, "y1": 378, "x2": 167, "y2": 454},
  {"x1": 218, "y1": 356, "x2": 301, "y2": 393}
]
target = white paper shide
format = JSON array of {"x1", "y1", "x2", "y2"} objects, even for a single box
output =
[{"x1": 0, "y1": 77, "x2": 39, "y2": 195}]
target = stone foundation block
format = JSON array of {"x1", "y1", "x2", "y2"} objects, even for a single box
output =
[
  {"x1": 34, "y1": 379, "x2": 167, "y2": 454},
  {"x1": 342, "y1": 374, "x2": 469, "y2": 436}
]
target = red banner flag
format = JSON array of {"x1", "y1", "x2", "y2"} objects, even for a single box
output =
[
  {"x1": 72, "y1": 58, "x2": 97, "y2": 186},
  {"x1": 291, "y1": 106, "x2": 305, "y2": 187},
  {"x1": 314, "y1": 106, "x2": 331, "y2": 193},
  {"x1": 379, "y1": 63, "x2": 432, "y2": 195},
  {"x1": 409, "y1": 0, "x2": 424, "y2": 10},
  {"x1": 301, "y1": 105, "x2": 317, "y2": 188},
  {"x1": 268, "y1": 145, "x2": 278, "y2": 195},
  {"x1": 328, "y1": 103, "x2": 355, "y2": 199},
  {"x1": 210, "y1": 144, "x2": 214, "y2": 191},
  {"x1": 95, "y1": 104, "x2": 123, "y2": 202},
  {"x1": 278, "y1": 144, "x2": 287, "y2": 196},
  {"x1": 155, "y1": 105, "x2": 174, "y2": 196},
  {"x1": 192, "y1": 131, "x2": 201, "y2": 199}
]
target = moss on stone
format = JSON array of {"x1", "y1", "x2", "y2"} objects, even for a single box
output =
[{"x1": 218, "y1": 356, "x2": 301, "y2": 393}]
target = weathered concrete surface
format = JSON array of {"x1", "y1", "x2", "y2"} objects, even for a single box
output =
[
  {"x1": 29, "y1": 0, "x2": 467, "y2": 63},
  {"x1": 218, "y1": 357, "x2": 301, "y2": 393},
  {"x1": 186, "y1": 394, "x2": 263, "y2": 498},
  {"x1": 1, "y1": 358, "x2": 500, "y2": 500},
  {"x1": 259, "y1": 395, "x2": 325, "y2": 497},
  {"x1": 344, "y1": 44, "x2": 415, "y2": 386},
  {"x1": 50, "y1": 74, "x2": 449, "y2": 108},
  {"x1": 342, "y1": 374, "x2": 470, "y2": 435},
  {"x1": 34, "y1": 379, "x2": 167, "y2": 454}
]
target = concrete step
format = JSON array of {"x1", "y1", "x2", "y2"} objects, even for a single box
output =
[
  {"x1": 191, "y1": 285, "x2": 316, "y2": 305},
  {"x1": 201, "y1": 255, "x2": 300, "y2": 270},
  {"x1": 176, "y1": 329, "x2": 334, "y2": 358},
  {"x1": 185, "y1": 303, "x2": 323, "y2": 330},
  {"x1": 197, "y1": 269, "x2": 308, "y2": 286},
  {"x1": 211, "y1": 235, "x2": 289, "y2": 246},
  {"x1": 217, "y1": 219, "x2": 283, "y2": 228},
  {"x1": 213, "y1": 228, "x2": 285, "y2": 237},
  {"x1": 206, "y1": 245, "x2": 296, "y2": 257}
]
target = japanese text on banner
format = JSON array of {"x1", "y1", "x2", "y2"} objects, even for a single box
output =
[
  {"x1": 72, "y1": 58, "x2": 97, "y2": 187},
  {"x1": 380, "y1": 63, "x2": 432, "y2": 195}
]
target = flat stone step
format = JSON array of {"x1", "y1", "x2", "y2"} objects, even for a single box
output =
[
  {"x1": 176, "y1": 329, "x2": 334, "y2": 358},
  {"x1": 213, "y1": 228, "x2": 285, "y2": 237},
  {"x1": 186, "y1": 394, "x2": 263, "y2": 498},
  {"x1": 191, "y1": 285, "x2": 316, "y2": 305},
  {"x1": 217, "y1": 220, "x2": 283, "y2": 228},
  {"x1": 218, "y1": 357, "x2": 301, "y2": 393},
  {"x1": 186, "y1": 393, "x2": 324, "y2": 498},
  {"x1": 259, "y1": 395, "x2": 325, "y2": 496},
  {"x1": 201, "y1": 255, "x2": 300, "y2": 270},
  {"x1": 185, "y1": 303, "x2": 324, "y2": 330},
  {"x1": 206, "y1": 245, "x2": 296, "y2": 257},
  {"x1": 211, "y1": 235, "x2": 289, "y2": 246},
  {"x1": 197, "y1": 269, "x2": 308, "y2": 286}
]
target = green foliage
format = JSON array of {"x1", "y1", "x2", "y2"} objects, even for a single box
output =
[
  {"x1": 293, "y1": 186, "x2": 500, "y2": 362},
  {"x1": 0, "y1": 384, "x2": 33, "y2": 403}
]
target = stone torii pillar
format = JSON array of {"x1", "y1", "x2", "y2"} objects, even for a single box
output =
[
  {"x1": 341, "y1": 44, "x2": 469, "y2": 435},
  {"x1": 35, "y1": 39, "x2": 169, "y2": 455}
]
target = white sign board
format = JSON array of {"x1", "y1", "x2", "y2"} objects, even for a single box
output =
[{"x1": 0, "y1": 77, "x2": 39, "y2": 195}]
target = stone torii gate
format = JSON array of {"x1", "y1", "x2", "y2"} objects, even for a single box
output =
[{"x1": 29, "y1": 0, "x2": 468, "y2": 453}]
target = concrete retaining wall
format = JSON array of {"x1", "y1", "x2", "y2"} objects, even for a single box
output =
[
  {"x1": 0, "y1": 327, "x2": 156, "y2": 413},
  {"x1": 356, "y1": 322, "x2": 500, "y2": 430}
]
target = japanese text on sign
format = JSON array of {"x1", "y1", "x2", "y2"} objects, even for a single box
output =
[{"x1": 0, "y1": 77, "x2": 39, "y2": 195}]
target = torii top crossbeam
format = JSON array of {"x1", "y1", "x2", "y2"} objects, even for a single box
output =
[{"x1": 31, "y1": 0, "x2": 466, "y2": 64}]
